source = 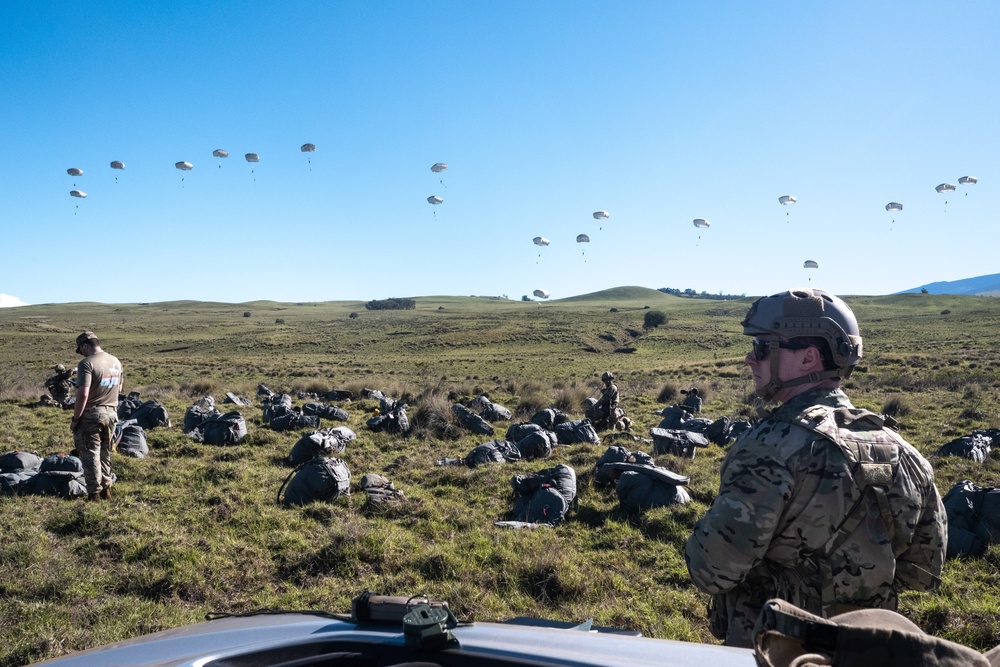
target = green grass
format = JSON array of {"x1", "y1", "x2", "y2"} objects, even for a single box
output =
[{"x1": 1, "y1": 288, "x2": 1000, "y2": 664}]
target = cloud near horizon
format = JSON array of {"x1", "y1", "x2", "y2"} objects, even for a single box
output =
[{"x1": 0, "y1": 294, "x2": 29, "y2": 308}]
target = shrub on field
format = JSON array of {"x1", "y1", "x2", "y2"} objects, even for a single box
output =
[
  {"x1": 0, "y1": 367, "x2": 39, "y2": 401},
  {"x1": 553, "y1": 384, "x2": 590, "y2": 413},
  {"x1": 882, "y1": 395, "x2": 912, "y2": 417},
  {"x1": 181, "y1": 379, "x2": 220, "y2": 397},
  {"x1": 643, "y1": 310, "x2": 668, "y2": 330},
  {"x1": 657, "y1": 382, "x2": 679, "y2": 403}
]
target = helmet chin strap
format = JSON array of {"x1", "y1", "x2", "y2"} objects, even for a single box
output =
[{"x1": 756, "y1": 340, "x2": 845, "y2": 401}]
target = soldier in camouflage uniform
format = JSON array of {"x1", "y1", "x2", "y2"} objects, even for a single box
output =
[
  {"x1": 44, "y1": 364, "x2": 76, "y2": 406},
  {"x1": 684, "y1": 288, "x2": 946, "y2": 648}
]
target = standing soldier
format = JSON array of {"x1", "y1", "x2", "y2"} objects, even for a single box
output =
[
  {"x1": 44, "y1": 364, "x2": 76, "y2": 406},
  {"x1": 70, "y1": 331, "x2": 124, "y2": 502},
  {"x1": 685, "y1": 288, "x2": 946, "y2": 648}
]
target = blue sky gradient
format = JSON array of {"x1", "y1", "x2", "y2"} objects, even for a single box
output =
[{"x1": 3, "y1": 1, "x2": 997, "y2": 305}]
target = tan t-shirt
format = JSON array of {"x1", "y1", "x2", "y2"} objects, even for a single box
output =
[{"x1": 77, "y1": 351, "x2": 124, "y2": 409}]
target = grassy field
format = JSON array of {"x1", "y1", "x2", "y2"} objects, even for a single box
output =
[{"x1": 1, "y1": 286, "x2": 999, "y2": 665}]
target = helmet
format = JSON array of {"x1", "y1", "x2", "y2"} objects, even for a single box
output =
[
  {"x1": 742, "y1": 288, "x2": 862, "y2": 399},
  {"x1": 601, "y1": 372, "x2": 614, "y2": 382},
  {"x1": 742, "y1": 288, "x2": 862, "y2": 371},
  {"x1": 54, "y1": 364, "x2": 66, "y2": 372}
]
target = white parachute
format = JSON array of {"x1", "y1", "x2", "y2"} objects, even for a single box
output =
[
  {"x1": 958, "y1": 176, "x2": 978, "y2": 185},
  {"x1": 69, "y1": 190, "x2": 87, "y2": 198},
  {"x1": 533, "y1": 236, "x2": 550, "y2": 246},
  {"x1": 110, "y1": 161, "x2": 125, "y2": 170},
  {"x1": 533, "y1": 289, "x2": 551, "y2": 299},
  {"x1": 576, "y1": 234, "x2": 590, "y2": 243},
  {"x1": 885, "y1": 202, "x2": 903, "y2": 212},
  {"x1": 935, "y1": 183, "x2": 956, "y2": 193},
  {"x1": 431, "y1": 163, "x2": 447, "y2": 173},
  {"x1": 212, "y1": 149, "x2": 229, "y2": 158},
  {"x1": 778, "y1": 195, "x2": 796, "y2": 205},
  {"x1": 803, "y1": 260, "x2": 819, "y2": 269},
  {"x1": 67, "y1": 167, "x2": 83, "y2": 177},
  {"x1": 175, "y1": 161, "x2": 193, "y2": 171},
  {"x1": 427, "y1": 195, "x2": 443, "y2": 205},
  {"x1": 593, "y1": 210, "x2": 610, "y2": 220}
]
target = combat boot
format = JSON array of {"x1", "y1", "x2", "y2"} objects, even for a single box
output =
[
  {"x1": 99, "y1": 487, "x2": 111, "y2": 501},
  {"x1": 87, "y1": 493, "x2": 100, "y2": 502}
]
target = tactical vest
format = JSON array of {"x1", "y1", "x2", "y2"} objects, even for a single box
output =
[{"x1": 772, "y1": 404, "x2": 912, "y2": 616}]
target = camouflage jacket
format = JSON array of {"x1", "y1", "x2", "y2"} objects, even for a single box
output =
[{"x1": 685, "y1": 387, "x2": 946, "y2": 647}]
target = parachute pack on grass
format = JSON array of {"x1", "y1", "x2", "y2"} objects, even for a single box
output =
[
  {"x1": 120, "y1": 398, "x2": 171, "y2": 430},
  {"x1": 936, "y1": 430, "x2": 998, "y2": 463},
  {"x1": 942, "y1": 479, "x2": 1000, "y2": 558},
  {"x1": 649, "y1": 427, "x2": 710, "y2": 458},
  {"x1": 554, "y1": 418, "x2": 600, "y2": 445},
  {"x1": 515, "y1": 430, "x2": 558, "y2": 461},
  {"x1": 19, "y1": 454, "x2": 89, "y2": 499},
  {"x1": 452, "y1": 403, "x2": 494, "y2": 436},
  {"x1": 507, "y1": 464, "x2": 578, "y2": 526},
  {"x1": 189, "y1": 411, "x2": 248, "y2": 445},
  {"x1": 288, "y1": 427, "x2": 356, "y2": 465},
  {"x1": 359, "y1": 474, "x2": 405, "y2": 506},
  {"x1": 114, "y1": 419, "x2": 148, "y2": 458},
  {"x1": 302, "y1": 402, "x2": 350, "y2": 421},
  {"x1": 464, "y1": 440, "x2": 522, "y2": 467},
  {"x1": 279, "y1": 457, "x2": 351, "y2": 507}
]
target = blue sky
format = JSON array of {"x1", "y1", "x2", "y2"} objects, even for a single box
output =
[{"x1": 2, "y1": 1, "x2": 997, "y2": 306}]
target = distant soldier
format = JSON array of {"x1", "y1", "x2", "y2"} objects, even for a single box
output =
[
  {"x1": 680, "y1": 387, "x2": 702, "y2": 413},
  {"x1": 71, "y1": 331, "x2": 124, "y2": 502},
  {"x1": 44, "y1": 363, "x2": 76, "y2": 406},
  {"x1": 685, "y1": 288, "x2": 946, "y2": 648},
  {"x1": 587, "y1": 371, "x2": 629, "y2": 431}
]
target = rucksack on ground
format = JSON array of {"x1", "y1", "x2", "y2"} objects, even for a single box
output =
[
  {"x1": 649, "y1": 427, "x2": 709, "y2": 458},
  {"x1": 114, "y1": 419, "x2": 148, "y2": 458},
  {"x1": 515, "y1": 430, "x2": 557, "y2": 460},
  {"x1": 128, "y1": 399, "x2": 171, "y2": 430},
  {"x1": 592, "y1": 446, "x2": 654, "y2": 487},
  {"x1": 509, "y1": 464, "x2": 577, "y2": 526},
  {"x1": 554, "y1": 418, "x2": 600, "y2": 445},
  {"x1": 0, "y1": 450, "x2": 43, "y2": 473},
  {"x1": 611, "y1": 464, "x2": 691, "y2": 513},
  {"x1": 464, "y1": 440, "x2": 522, "y2": 467},
  {"x1": 452, "y1": 403, "x2": 495, "y2": 436},
  {"x1": 21, "y1": 454, "x2": 87, "y2": 499},
  {"x1": 288, "y1": 427, "x2": 352, "y2": 465},
  {"x1": 505, "y1": 422, "x2": 543, "y2": 443},
  {"x1": 360, "y1": 473, "x2": 405, "y2": 506},
  {"x1": 191, "y1": 411, "x2": 248, "y2": 445},
  {"x1": 279, "y1": 457, "x2": 351, "y2": 507},
  {"x1": 270, "y1": 410, "x2": 320, "y2": 432},
  {"x1": 942, "y1": 479, "x2": 1000, "y2": 558},
  {"x1": 302, "y1": 402, "x2": 350, "y2": 421}
]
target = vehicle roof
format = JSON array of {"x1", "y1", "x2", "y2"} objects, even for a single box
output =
[{"x1": 31, "y1": 612, "x2": 756, "y2": 667}]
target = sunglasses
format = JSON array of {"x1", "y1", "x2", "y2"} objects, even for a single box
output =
[{"x1": 751, "y1": 338, "x2": 810, "y2": 361}]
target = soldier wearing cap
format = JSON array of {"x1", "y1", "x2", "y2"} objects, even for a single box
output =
[
  {"x1": 70, "y1": 331, "x2": 124, "y2": 502},
  {"x1": 685, "y1": 288, "x2": 946, "y2": 648},
  {"x1": 44, "y1": 363, "x2": 76, "y2": 406}
]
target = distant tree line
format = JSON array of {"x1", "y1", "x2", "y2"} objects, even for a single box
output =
[
  {"x1": 365, "y1": 298, "x2": 416, "y2": 311},
  {"x1": 658, "y1": 287, "x2": 745, "y2": 301}
]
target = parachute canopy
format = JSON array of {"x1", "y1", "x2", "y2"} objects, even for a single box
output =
[
  {"x1": 692, "y1": 218, "x2": 710, "y2": 228},
  {"x1": 110, "y1": 161, "x2": 125, "y2": 170},
  {"x1": 885, "y1": 202, "x2": 903, "y2": 212},
  {"x1": 936, "y1": 183, "x2": 956, "y2": 193},
  {"x1": 245, "y1": 153, "x2": 260, "y2": 163},
  {"x1": 803, "y1": 260, "x2": 819, "y2": 269},
  {"x1": 175, "y1": 161, "x2": 193, "y2": 171},
  {"x1": 959, "y1": 176, "x2": 978, "y2": 185},
  {"x1": 67, "y1": 167, "x2": 83, "y2": 177},
  {"x1": 427, "y1": 195, "x2": 443, "y2": 205},
  {"x1": 533, "y1": 236, "x2": 550, "y2": 246},
  {"x1": 576, "y1": 234, "x2": 590, "y2": 243},
  {"x1": 69, "y1": 190, "x2": 87, "y2": 199},
  {"x1": 300, "y1": 143, "x2": 316, "y2": 153},
  {"x1": 778, "y1": 195, "x2": 796, "y2": 205},
  {"x1": 593, "y1": 210, "x2": 610, "y2": 220},
  {"x1": 533, "y1": 289, "x2": 551, "y2": 299},
  {"x1": 212, "y1": 149, "x2": 229, "y2": 158},
  {"x1": 431, "y1": 163, "x2": 448, "y2": 173}
]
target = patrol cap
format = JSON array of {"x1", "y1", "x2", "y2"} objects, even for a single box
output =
[
  {"x1": 75, "y1": 331, "x2": 99, "y2": 354},
  {"x1": 755, "y1": 598, "x2": 989, "y2": 667}
]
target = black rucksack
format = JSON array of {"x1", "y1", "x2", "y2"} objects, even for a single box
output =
[
  {"x1": 183, "y1": 404, "x2": 221, "y2": 433},
  {"x1": 509, "y1": 464, "x2": 578, "y2": 526},
  {"x1": 302, "y1": 402, "x2": 350, "y2": 421},
  {"x1": 114, "y1": 419, "x2": 149, "y2": 458},
  {"x1": 288, "y1": 427, "x2": 353, "y2": 465},
  {"x1": 649, "y1": 427, "x2": 709, "y2": 458},
  {"x1": 279, "y1": 457, "x2": 351, "y2": 507},
  {"x1": 21, "y1": 454, "x2": 87, "y2": 499},
  {"x1": 128, "y1": 399, "x2": 171, "y2": 430},
  {"x1": 612, "y1": 464, "x2": 691, "y2": 513},
  {"x1": 515, "y1": 430, "x2": 558, "y2": 460},
  {"x1": 554, "y1": 419, "x2": 600, "y2": 445},
  {"x1": 452, "y1": 403, "x2": 495, "y2": 436},
  {"x1": 505, "y1": 422, "x2": 543, "y2": 443},
  {"x1": 191, "y1": 411, "x2": 248, "y2": 445},
  {"x1": 464, "y1": 440, "x2": 522, "y2": 467},
  {"x1": 942, "y1": 479, "x2": 1000, "y2": 558},
  {"x1": 270, "y1": 411, "x2": 320, "y2": 432},
  {"x1": 0, "y1": 450, "x2": 43, "y2": 473}
]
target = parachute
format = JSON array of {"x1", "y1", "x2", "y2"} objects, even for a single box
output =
[
  {"x1": 803, "y1": 259, "x2": 818, "y2": 283},
  {"x1": 300, "y1": 143, "x2": 316, "y2": 153},
  {"x1": 110, "y1": 161, "x2": 125, "y2": 170},
  {"x1": 959, "y1": 176, "x2": 978, "y2": 185},
  {"x1": 885, "y1": 202, "x2": 903, "y2": 229},
  {"x1": 533, "y1": 289, "x2": 551, "y2": 299},
  {"x1": 67, "y1": 168, "x2": 83, "y2": 177},
  {"x1": 69, "y1": 190, "x2": 87, "y2": 198},
  {"x1": 692, "y1": 219, "x2": 710, "y2": 228},
  {"x1": 431, "y1": 163, "x2": 447, "y2": 173},
  {"x1": 175, "y1": 161, "x2": 193, "y2": 171},
  {"x1": 533, "y1": 236, "x2": 550, "y2": 246},
  {"x1": 212, "y1": 149, "x2": 229, "y2": 158},
  {"x1": 427, "y1": 196, "x2": 443, "y2": 205},
  {"x1": 576, "y1": 234, "x2": 590, "y2": 243},
  {"x1": 593, "y1": 210, "x2": 610, "y2": 230},
  {"x1": 936, "y1": 183, "x2": 956, "y2": 212},
  {"x1": 778, "y1": 195, "x2": 796, "y2": 205},
  {"x1": 245, "y1": 153, "x2": 260, "y2": 179}
]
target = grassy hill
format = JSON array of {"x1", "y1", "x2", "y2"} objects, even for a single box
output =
[{"x1": 1, "y1": 291, "x2": 999, "y2": 664}]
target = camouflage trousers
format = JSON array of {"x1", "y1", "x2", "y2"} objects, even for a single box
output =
[{"x1": 73, "y1": 405, "x2": 117, "y2": 495}]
